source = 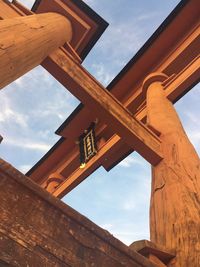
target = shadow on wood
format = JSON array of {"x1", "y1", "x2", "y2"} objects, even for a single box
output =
[{"x1": 0, "y1": 158, "x2": 157, "y2": 267}]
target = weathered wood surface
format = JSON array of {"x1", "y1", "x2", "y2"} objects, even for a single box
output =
[
  {"x1": 0, "y1": 0, "x2": 23, "y2": 19},
  {"x1": 0, "y1": 158, "x2": 157, "y2": 267},
  {"x1": 38, "y1": 45, "x2": 200, "y2": 197},
  {"x1": 28, "y1": 0, "x2": 200, "y2": 191},
  {"x1": 42, "y1": 48, "x2": 163, "y2": 166},
  {"x1": 46, "y1": 55, "x2": 200, "y2": 198},
  {"x1": 145, "y1": 75, "x2": 200, "y2": 267},
  {"x1": 0, "y1": 12, "x2": 72, "y2": 89},
  {"x1": 129, "y1": 239, "x2": 175, "y2": 266},
  {"x1": 53, "y1": 135, "x2": 123, "y2": 198}
]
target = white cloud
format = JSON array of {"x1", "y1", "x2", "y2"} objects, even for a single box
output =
[
  {"x1": 119, "y1": 156, "x2": 144, "y2": 168},
  {"x1": 0, "y1": 65, "x2": 78, "y2": 163},
  {"x1": 4, "y1": 137, "x2": 51, "y2": 152},
  {"x1": 122, "y1": 200, "x2": 136, "y2": 211},
  {"x1": 0, "y1": 95, "x2": 28, "y2": 128},
  {"x1": 90, "y1": 63, "x2": 115, "y2": 86},
  {"x1": 96, "y1": 21, "x2": 142, "y2": 59}
]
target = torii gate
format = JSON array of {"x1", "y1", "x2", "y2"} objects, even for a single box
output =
[{"x1": 0, "y1": 0, "x2": 199, "y2": 266}]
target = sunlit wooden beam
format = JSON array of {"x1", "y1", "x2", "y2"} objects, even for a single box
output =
[
  {"x1": 53, "y1": 56, "x2": 199, "y2": 197},
  {"x1": 42, "y1": 48, "x2": 163, "y2": 166}
]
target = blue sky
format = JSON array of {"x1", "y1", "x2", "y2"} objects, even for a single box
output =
[{"x1": 0, "y1": 0, "x2": 199, "y2": 245}]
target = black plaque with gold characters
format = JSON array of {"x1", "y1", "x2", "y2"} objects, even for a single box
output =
[{"x1": 79, "y1": 122, "x2": 97, "y2": 168}]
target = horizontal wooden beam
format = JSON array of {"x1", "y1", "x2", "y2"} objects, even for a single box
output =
[
  {"x1": 42, "y1": 48, "x2": 163, "y2": 166},
  {"x1": 53, "y1": 135, "x2": 121, "y2": 198},
  {"x1": 103, "y1": 55, "x2": 200, "y2": 169},
  {"x1": 0, "y1": 158, "x2": 158, "y2": 267},
  {"x1": 53, "y1": 56, "x2": 199, "y2": 197}
]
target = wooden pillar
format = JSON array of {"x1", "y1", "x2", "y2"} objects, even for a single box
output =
[
  {"x1": 143, "y1": 73, "x2": 200, "y2": 267},
  {"x1": 0, "y1": 12, "x2": 72, "y2": 89}
]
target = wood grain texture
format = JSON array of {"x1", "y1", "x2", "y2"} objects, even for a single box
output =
[
  {"x1": 0, "y1": 158, "x2": 157, "y2": 267},
  {"x1": 129, "y1": 239, "x2": 175, "y2": 265},
  {"x1": 0, "y1": 12, "x2": 72, "y2": 89},
  {"x1": 42, "y1": 48, "x2": 163, "y2": 166},
  {"x1": 146, "y1": 80, "x2": 200, "y2": 267}
]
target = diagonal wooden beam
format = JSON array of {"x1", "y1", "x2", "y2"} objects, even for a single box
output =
[
  {"x1": 52, "y1": 56, "x2": 199, "y2": 197},
  {"x1": 53, "y1": 135, "x2": 122, "y2": 198},
  {"x1": 42, "y1": 48, "x2": 163, "y2": 166}
]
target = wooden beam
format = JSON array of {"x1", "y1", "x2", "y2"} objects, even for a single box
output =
[
  {"x1": 103, "y1": 55, "x2": 200, "y2": 170},
  {"x1": 27, "y1": 0, "x2": 199, "y2": 191},
  {"x1": 53, "y1": 135, "x2": 121, "y2": 198},
  {"x1": 52, "y1": 56, "x2": 199, "y2": 196},
  {"x1": 0, "y1": 158, "x2": 158, "y2": 267},
  {"x1": 42, "y1": 48, "x2": 163, "y2": 166}
]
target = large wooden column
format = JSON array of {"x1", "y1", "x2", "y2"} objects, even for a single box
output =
[
  {"x1": 143, "y1": 73, "x2": 200, "y2": 267},
  {"x1": 0, "y1": 13, "x2": 72, "y2": 89}
]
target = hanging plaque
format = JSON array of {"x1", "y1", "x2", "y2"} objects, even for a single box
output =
[{"x1": 79, "y1": 122, "x2": 97, "y2": 167}]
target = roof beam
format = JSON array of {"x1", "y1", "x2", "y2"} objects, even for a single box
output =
[
  {"x1": 53, "y1": 135, "x2": 121, "y2": 198},
  {"x1": 27, "y1": 0, "x2": 199, "y2": 195},
  {"x1": 42, "y1": 48, "x2": 163, "y2": 166},
  {"x1": 52, "y1": 56, "x2": 199, "y2": 196},
  {"x1": 103, "y1": 55, "x2": 200, "y2": 169}
]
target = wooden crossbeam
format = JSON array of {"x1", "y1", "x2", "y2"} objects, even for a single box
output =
[
  {"x1": 42, "y1": 48, "x2": 163, "y2": 166},
  {"x1": 43, "y1": 54, "x2": 200, "y2": 198},
  {"x1": 103, "y1": 55, "x2": 200, "y2": 169},
  {"x1": 52, "y1": 56, "x2": 199, "y2": 197},
  {"x1": 53, "y1": 135, "x2": 121, "y2": 198},
  {"x1": 26, "y1": 0, "x2": 199, "y2": 195}
]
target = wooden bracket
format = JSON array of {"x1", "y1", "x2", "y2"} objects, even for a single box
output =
[{"x1": 129, "y1": 240, "x2": 175, "y2": 266}]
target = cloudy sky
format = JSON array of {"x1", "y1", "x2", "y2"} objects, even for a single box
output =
[{"x1": 0, "y1": 0, "x2": 199, "y2": 245}]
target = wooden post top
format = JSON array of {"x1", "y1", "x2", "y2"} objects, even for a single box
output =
[{"x1": 32, "y1": 0, "x2": 108, "y2": 60}]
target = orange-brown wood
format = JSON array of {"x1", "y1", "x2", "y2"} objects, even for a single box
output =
[
  {"x1": 43, "y1": 48, "x2": 163, "y2": 166},
  {"x1": 53, "y1": 135, "x2": 122, "y2": 198},
  {"x1": 0, "y1": 1, "x2": 199, "y2": 266},
  {"x1": 32, "y1": 0, "x2": 108, "y2": 60},
  {"x1": 148, "y1": 255, "x2": 167, "y2": 267},
  {"x1": 144, "y1": 73, "x2": 200, "y2": 267},
  {"x1": 0, "y1": 0, "x2": 23, "y2": 18},
  {"x1": 0, "y1": 158, "x2": 157, "y2": 267},
  {"x1": 27, "y1": 0, "x2": 200, "y2": 192},
  {"x1": 28, "y1": 56, "x2": 199, "y2": 196},
  {"x1": 0, "y1": 12, "x2": 72, "y2": 89},
  {"x1": 45, "y1": 172, "x2": 65, "y2": 193},
  {"x1": 129, "y1": 239, "x2": 175, "y2": 265}
]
